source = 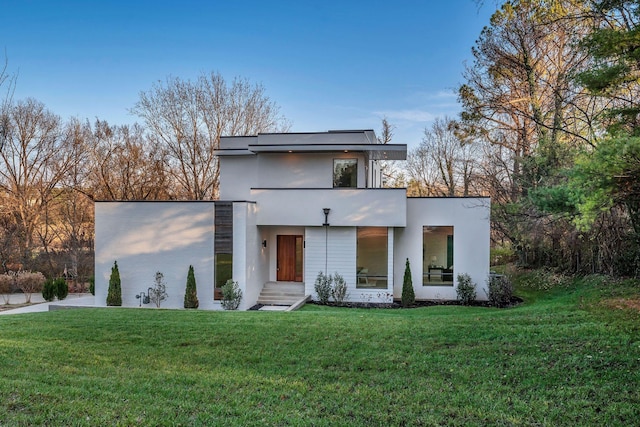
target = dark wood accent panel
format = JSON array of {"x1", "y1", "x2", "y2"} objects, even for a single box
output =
[{"x1": 214, "y1": 202, "x2": 233, "y2": 254}]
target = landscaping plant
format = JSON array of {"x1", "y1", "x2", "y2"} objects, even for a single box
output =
[
  {"x1": 54, "y1": 277, "x2": 68, "y2": 300},
  {"x1": 16, "y1": 271, "x2": 46, "y2": 303},
  {"x1": 331, "y1": 272, "x2": 348, "y2": 304},
  {"x1": 106, "y1": 261, "x2": 122, "y2": 306},
  {"x1": 221, "y1": 279, "x2": 242, "y2": 310},
  {"x1": 314, "y1": 271, "x2": 332, "y2": 304},
  {"x1": 89, "y1": 276, "x2": 95, "y2": 296},
  {"x1": 149, "y1": 271, "x2": 168, "y2": 308},
  {"x1": 183, "y1": 265, "x2": 199, "y2": 309},
  {"x1": 456, "y1": 273, "x2": 476, "y2": 305},
  {"x1": 0, "y1": 273, "x2": 13, "y2": 304},
  {"x1": 401, "y1": 258, "x2": 415, "y2": 307},
  {"x1": 42, "y1": 279, "x2": 56, "y2": 302},
  {"x1": 486, "y1": 274, "x2": 513, "y2": 307}
]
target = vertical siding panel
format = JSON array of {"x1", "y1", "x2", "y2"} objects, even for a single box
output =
[{"x1": 304, "y1": 227, "x2": 356, "y2": 300}]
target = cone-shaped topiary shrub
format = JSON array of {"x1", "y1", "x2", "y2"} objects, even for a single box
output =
[
  {"x1": 184, "y1": 265, "x2": 199, "y2": 309},
  {"x1": 402, "y1": 258, "x2": 415, "y2": 307},
  {"x1": 107, "y1": 261, "x2": 122, "y2": 306},
  {"x1": 54, "y1": 277, "x2": 68, "y2": 300},
  {"x1": 42, "y1": 279, "x2": 56, "y2": 302}
]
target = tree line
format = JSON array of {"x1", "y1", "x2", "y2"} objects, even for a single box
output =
[
  {"x1": 2, "y1": 0, "x2": 639, "y2": 282},
  {"x1": 0, "y1": 70, "x2": 289, "y2": 280},
  {"x1": 401, "y1": 0, "x2": 640, "y2": 277}
]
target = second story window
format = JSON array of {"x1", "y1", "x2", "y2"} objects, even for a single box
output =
[{"x1": 333, "y1": 159, "x2": 357, "y2": 187}]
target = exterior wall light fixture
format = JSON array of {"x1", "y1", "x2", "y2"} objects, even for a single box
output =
[{"x1": 323, "y1": 208, "x2": 331, "y2": 226}]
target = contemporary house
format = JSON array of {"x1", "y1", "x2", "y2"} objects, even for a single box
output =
[{"x1": 94, "y1": 130, "x2": 490, "y2": 310}]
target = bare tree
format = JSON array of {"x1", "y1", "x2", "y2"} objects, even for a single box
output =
[
  {"x1": 132, "y1": 72, "x2": 290, "y2": 200},
  {"x1": 85, "y1": 119, "x2": 170, "y2": 201},
  {"x1": 0, "y1": 52, "x2": 17, "y2": 153},
  {"x1": 406, "y1": 117, "x2": 478, "y2": 197},
  {"x1": 0, "y1": 99, "x2": 67, "y2": 268}
]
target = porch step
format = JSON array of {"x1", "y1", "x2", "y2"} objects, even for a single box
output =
[{"x1": 257, "y1": 281, "x2": 305, "y2": 306}]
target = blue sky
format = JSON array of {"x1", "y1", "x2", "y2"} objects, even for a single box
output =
[{"x1": 1, "y1": 0, "x2": 495, "y2": 148}]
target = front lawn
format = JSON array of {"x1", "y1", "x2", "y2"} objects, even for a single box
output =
[{"x1": 0, "y1": 276, "x2": 638, "y2": 426}]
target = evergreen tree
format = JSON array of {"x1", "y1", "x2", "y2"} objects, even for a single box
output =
[
  {"x1": 402, "y1": 258, "x2": 415, "y2": 307},
  {"x1": 107, "y1": 261, "x2": 122, "y2": 306},
  {"x1": 42, "y1": 279, "x2": 56, "y2": 302},
  {"x1": 184, "y1": 265, "x2": 199, "y2": 309},
  {"x1": 54, "y1": 277, "x2": 68, "y2": 300}
]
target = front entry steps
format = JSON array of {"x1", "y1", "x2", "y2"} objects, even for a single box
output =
[{"x1": 257, "y1": 282, "x2": 309, "y2": 310}]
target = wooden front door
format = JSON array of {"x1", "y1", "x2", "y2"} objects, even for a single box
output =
[{"x1": 277, "y1": 235, "x2": 303, "y2": 282}]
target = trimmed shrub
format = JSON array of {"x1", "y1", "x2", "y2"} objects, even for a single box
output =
[
  {"x1": 42, "y1": 279, "x2": 56, "y2": 302},
  {"x1": 0, "y1": 273, "x2": 14, "y2": 304},
  {"x1": 16, "y1": 271, "x2": 46, "y2": 303},
  {"x1": 314, "y1": 271, "x2": 332, "y2": 304},
  {"x1": 402, "y1": 258, "x2": 415, "y2": 307},
  {"x1": 184, "y1": 265, "x2": 199, "y2": 309},
  {"x1": 221, "y1": 279, "x2": 242, "y2": 310},
  {"x1": 331, "y1": 272, "x2": 348, "y2": 305},
  {"x1": 486, "y1": 274, "x2": 514, "y2": 308},
  {"x1": 456, "y1": 273, "x2": 477, "y2": 305},
  {"x1": 89, "y1": 276, "x2": 95, "y2": 296},
  {"x1": 54, "y1": 277, "x2": 68, "y2": 300},
  {"x1": 149, "y1": 271, "x2": 168, "y2": 308},
  {"x1": 106, "y1": 261, "x2": 122, "y2": 306}
]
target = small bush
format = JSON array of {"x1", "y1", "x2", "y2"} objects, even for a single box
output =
[
  {"x1": 42, "y1": 279, "x2": 56, "y2": 302},
  {"x1": 331, "y1": 272, "x2": 348, "y2": 304},
  {"x1": 456, "y1": 273, "x2": 476, "y2": 305},
  {"x1": 106, "y1": 261, "x2": 122, "y2": 306},
  {"x1": 0, "y1": 273, "x2": 14, "y2": 304},
  {"x1": 402, "y1": 258, "x2": 415, "y2": 307},
  {"x1": 89, "y1": 276, "x2": 95, "y2": 295},
  {"x1": 184, "y1": 265, "x2": 199, "y2": 309},
  {"x1": 486, "y1": 274, "x2": 514, "y2": 308},
  {"x1": 149, "y1": 271, "x2": 168, "y2": 308},
  {"x1": 54, "y1": 277, "x2": 68, "y2": 300},
  {"x1": 221, "y1": 279, "x2": 242, "y2": 310},
  {"x1": 16, "y1": 271, "x2": 46, "y2": 303},
  {"x1": 314, "y1": 271, "x2": 332, "y2": 305}
]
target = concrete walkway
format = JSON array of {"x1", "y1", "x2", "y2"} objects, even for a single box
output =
[{"x1": 0, "y1": 293, "x2": 95, "y2": 315}]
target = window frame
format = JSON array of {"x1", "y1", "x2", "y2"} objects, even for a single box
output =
[
  {"x1": 422, "y1": 226, "x2": 454, "y2": 286},
  {"x1": 333, "y1": 158, "x2": 358, "y2": 188}
]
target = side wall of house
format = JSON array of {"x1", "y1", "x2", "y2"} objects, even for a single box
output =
[
  {"x1": 94, "y1": 202, "x2": 216, "y2": 309},
  {"x1": 394, "y1": 198, "x2": 491, "y2": 301}
]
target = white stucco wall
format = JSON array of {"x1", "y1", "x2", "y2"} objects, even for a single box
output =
[
  {"x1": 231, "y1": 202, "x2": 269, "y2": 310},
  {"x1": 219, "y1": 152, "x2": 370, "y2": 201},
  {"x1": 219, "y1": 156, "x2": 257, "y2": 200},
  {"x1": 394, "y1": 198, "x2": 491, "y2": 301},
  {"x1": 251, "y1": 188, "x2": 407, "y2": 227},
  {"x1": 94, "y1": 202, "x2": 216, "y2": 309}
]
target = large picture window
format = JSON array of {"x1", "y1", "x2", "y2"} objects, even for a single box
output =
[
  {"x1": 333, "y1": 159, "x2": 357, "y2": 188},
  {"x1": 423, "y1": 226, "x2": 454, "y2": 286},
  {"x1": 356, "y1": 227, "x2": 388, "y2": 289}
]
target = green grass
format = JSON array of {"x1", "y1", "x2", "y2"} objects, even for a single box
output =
[{"x1": 1, "y1": 277, "x2": 639, "y2": 426}]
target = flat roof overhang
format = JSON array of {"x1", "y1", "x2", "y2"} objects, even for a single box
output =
[{"x1": 215, "y1": 143, "x2": 407, "y2": 160}]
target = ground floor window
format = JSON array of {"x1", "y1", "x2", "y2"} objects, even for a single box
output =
[
  {"x1": 356, "y1": 227, "x2": 388, "y2": 289},
  {"x1": 214, "y1": 253, "x2": 232, "y2": 299},
  {"x1": 423, "y1": 226, "x2": 453, "y2": 286}
]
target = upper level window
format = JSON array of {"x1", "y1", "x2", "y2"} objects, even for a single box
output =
[{"x1": 333, "y1": 159, "x2": 357, "y2": 188}]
